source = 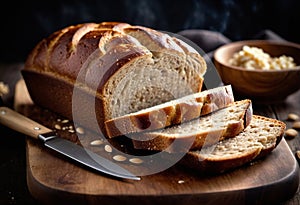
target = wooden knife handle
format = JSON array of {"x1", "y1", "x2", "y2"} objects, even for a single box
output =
[{"x1": 0, "y1": 106, "x2": 53, "y2": 139}]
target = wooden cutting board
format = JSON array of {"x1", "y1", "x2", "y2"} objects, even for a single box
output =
[{"x1": 14, "y1": 79, "x2": 299, "y2": 205}]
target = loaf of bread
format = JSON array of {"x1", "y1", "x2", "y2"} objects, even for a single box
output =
[
  {"x1": 105, "y1": 85, "x2": 234, "y2": 138},
  {"x1": 22, "y1": 21, "x2": 284, "y2": 176},
  {"x1": 179, "y1": 115, "x2": 285, "y2": 174},
  {"x1": 22, "y1": 22, "x2": 207, "y2": 135},
  {"x1": 132, "y1": 99, "x2": 253, "y2": 153}
]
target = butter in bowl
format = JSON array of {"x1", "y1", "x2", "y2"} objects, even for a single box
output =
[{"x1": 213, "y1": 40, "x2": 300, "y2": 103}]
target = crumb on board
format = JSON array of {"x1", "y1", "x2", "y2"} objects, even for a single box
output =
[{"x1": 0, "y1": 82, "x2": 9, "y2": 96}]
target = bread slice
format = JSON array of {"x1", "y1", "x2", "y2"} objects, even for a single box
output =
[
  {"x1": 180, "y1": 115, "x2": 286, "y2": 174},
  {"x1": 132, "y1": 99, "x2": 252, "y2": 153},
  {"x1": 105, "y1": 85, "x2": 234, "y2": 138}
]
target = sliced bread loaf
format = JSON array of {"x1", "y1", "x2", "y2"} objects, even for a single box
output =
[
  {"x1": 105, "y1": 85, "x2": 234, "y2": 138},
  {"x1": 180, "y1": 115, "x2": 286, "y2": 174},
  {"x1": 22, "y1": 22, "x2": 207, "y2": 136},
  {"x1": 132, "y1": 99, "x2": 252, "y2": 153}
]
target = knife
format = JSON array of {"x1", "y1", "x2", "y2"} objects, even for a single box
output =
[{"x1": 0, "y1": 106, "x2": 140, "y2": 181}]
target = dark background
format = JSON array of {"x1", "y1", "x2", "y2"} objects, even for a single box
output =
[{"x1": 0, "y1": 0, "x2": 300, "y2": 63}]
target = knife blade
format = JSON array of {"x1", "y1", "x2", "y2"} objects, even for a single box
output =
[{"x1": 0, "y1": 106, "x2": 140, "y2": 181}]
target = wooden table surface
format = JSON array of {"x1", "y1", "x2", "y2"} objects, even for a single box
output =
[{"x1": 0, "y1": 63, "x2": 300, "y2": 205}]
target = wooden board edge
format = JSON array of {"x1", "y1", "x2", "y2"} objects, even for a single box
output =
[{"x1": 25, "y1": 138, "x2": 300, "y2": 205}]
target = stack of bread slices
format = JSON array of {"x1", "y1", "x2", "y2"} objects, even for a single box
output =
[
  {"x1": 22, "y1": 22, "x2": 286, "y2": 174},
  {"x1": 105, "y1": 85, "x2": 286, "y2": 174}
]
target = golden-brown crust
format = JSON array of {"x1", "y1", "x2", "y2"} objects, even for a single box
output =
[
  {"x1": 105, "y1": 101, "x2": 202, "y2": 138},
  {"x1": 22, "y1": 22, "x2": 207, "y2": 137},
  {"x1": 21, "y1": 70, "x2": 108, "y2": 133},
  {"x1": 23, "y1": 23, "x2": 149, "y2": 135},
  {"x1": 121, "y1": 25, "x2": 206, "y2": 93},
  {"x1": 85, "y1": 34, "x2": 151, "y2": 93},
  {"x1": 104, "y1": 85, "x2": 234, "y2": 138},
  {"x1": 132, "y1": 100, "x2": 252, "y2": 153},
  {"x1": 122, "y1": 26, "x2": 185, "y2": 53},
  {"x1": 200, "y1": 86, "x2": 234, "y2": 115},
  {"x1": 179, "y1": 115, "x2": 286, "y2": 174},
  {"x1": 180, "y1": 147, "x2": 261, "y2": 174}
]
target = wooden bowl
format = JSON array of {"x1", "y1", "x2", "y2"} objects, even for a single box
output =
[{"x1": 213, "y1": 40, "x2": 300, "y2": 103}]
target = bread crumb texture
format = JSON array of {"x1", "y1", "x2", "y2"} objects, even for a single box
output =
[{"x1": 192, "y1": 115, "x2": 284, "y2": 160}]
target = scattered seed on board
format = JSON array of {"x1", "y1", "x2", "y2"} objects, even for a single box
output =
[
  {"x1": 287, "y1": 113, "x2": 300, "y2": 121},
  {"x1": 113, "y1": 155, "x2": 127, "y2": 162},
  {"x1": 90, "y1": 140, "x2": 104, "y2": 146},
  {"x1": 296, "y1": 151, "x2": 300, "y2": 161},
  {"x1": 54, "y1": 124, "x2": 61, "y2": 130},
  {"x1": 178, "y1": 180, "x2": 185, "y2": 184},
  {"x1": 129, "y1": 158, "x2": 143, "y2": 164},
  {"x1": 292, "y1": 121, "x2": 300, "y2": 130},
  {"x1": 104, "y1": 145, "x2": 113, "y2": 153},
  {"x1": 76, "y1": 127, "x2": 85, "y2": 135},
  {"x1": 61, "y1": 119, "x2": 69, "y2": 124},
  {"x1": 285, "y1": 128, "x2": 298, "y2": 138}
]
